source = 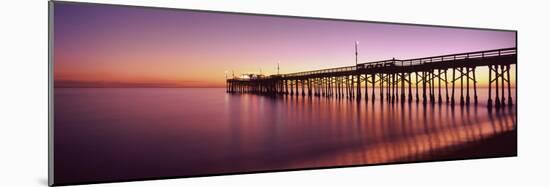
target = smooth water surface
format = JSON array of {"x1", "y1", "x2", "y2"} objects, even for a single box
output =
[{"x1": 54, "y1": 88, "x2": 516, "y2": 184}]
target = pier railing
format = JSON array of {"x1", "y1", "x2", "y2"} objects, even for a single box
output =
[
  {"x1": 396, "y1": 47, "x2": 516, "y2": 67},
  {"x1": 358, "y1": 48, "x2": 517, "y2": 68},
  {"x1": 234, "y1": 48, "x2": 516, "y2": 80},
  {"x1": 277, "y1": 48, "x2": 516, "y2": 78},
  {"x1": 284, "y1": 65, "x2": 356, "y2": 78}
]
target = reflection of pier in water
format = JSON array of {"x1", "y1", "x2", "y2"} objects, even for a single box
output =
[
  {"x1": 226, "y1": 48, "x2": 516, "y2": 110},
  {"x1": 265, "y1": 96, "x2": 517, "y2": 168}
]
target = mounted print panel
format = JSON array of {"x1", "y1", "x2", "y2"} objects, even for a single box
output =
[{"x1": 49, "y1": 1, "x2": 517, "y2": 186}]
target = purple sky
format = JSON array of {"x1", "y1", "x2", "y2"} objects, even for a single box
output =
[{"x1": 54, "y1": 2, "x2": 516, "y2": 87}]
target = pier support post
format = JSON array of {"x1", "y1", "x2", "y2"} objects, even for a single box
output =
[
  {"x1": 291, "y1": 80, "x2": 294, "y2": 96},
  {"x1": 391, "y1": 73, "x2": 396, "y2": 103},
  {"x1": 336, "y1": 77, "x2": 340, "y2": 98},
  {"x1": 438, "y1": 69, "x2": 442, "y2": 104},
  {"x1": 401, "y1": 72, "x2": 406, "y2": 103},
  {"x1": 495, "y1": 65, "x2": 500, "y2": 108},
  {"x1": 488, "y1": 65, "x2": 493, "y2": 108},
  {"x1": 415, "y1": 72, "x2": 419, "y2": 102},
  {"x1": 445, "y1": 69, "x2": 449, "y2": 103},
  {"x1": 422, "y1": 71, "x2": 428, "y2": 104},
  {"x1": 473, "y1": 67, "x2": 478, "y2": 105},
  {"x1": 506, "y1": 65, "x2": 513, "y2": 106},
  {"x1": 339, "y1": 77, "x2": 342, "y2": 98},
  {"x1": 459, "y1": 67, "x2": 464, "y2": 106},
  {"x1": 296, "y1": 79, "x2": 300, "y2": 96},
  {"x1": 301, "y1": 79, "x2": 305, "y2": 97},
  {"x1": 451, "y1": 68, "x2": 456, "y2": 106},
  {"x1": 308, "y1": 79, "x2": 312, "y2": 96},
  {"x1": 317, "y1": 78, "x2": 320, "y2": 97},
  {"x1": 386, "y1": 74, "x2": 391, "y2": 102},
  {"x1": 346, "y1": 76, "x2": 350, "y2": 98},
  {"x1": 326, "y1": 77, "x2": 330, "y2": 97},
  {"x1": 408, "y1": 72, "x2": 413, "y2": 103},
  {"x1": 283, "y1": 79, "x2": 288, "y2": 95},
  {"x1": 466, "y1": 67, "x2": 471, "y2": 106},
  {"x1": 357, "y1": 74, "x2": 362, "y2": 100},
  {"x1": 378, "y1": 73, "x2": 384, "y2": 102},
  {"x1": 429, "y1": 69, "x2": 435, "y2": 104},
  {"x1": 350, "y1": 75, "x2": 355, "y2": 98},
  {"x1": 329, "y1": 77, "x2": 333, "y2": 97},
  {"x1": 501, "y1": 65, "x2": 506, "y2": 107},
  {"x1": 365, "y1": 74, "x2": 369, "y2": 101},
  {"x1": 371, "y1": 74, "x2": 376, "y2": 102}
]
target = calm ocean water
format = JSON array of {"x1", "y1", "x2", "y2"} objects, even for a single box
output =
[{"x1": 54, "y1": 88, "x2": 516, "y2": 184}]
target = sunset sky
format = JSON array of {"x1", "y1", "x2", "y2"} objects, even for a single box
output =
[{"x1": 54, "y1": 3, "x2": 516, "y2": 88}]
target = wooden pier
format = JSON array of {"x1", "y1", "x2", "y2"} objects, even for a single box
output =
[{"x1": 226, "y1": 48, "x2": 516, "y2": 109}]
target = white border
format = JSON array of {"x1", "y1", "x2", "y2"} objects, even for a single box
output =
[{"x1": 1, "y1": 0, "x2": 550, "y2": 187}]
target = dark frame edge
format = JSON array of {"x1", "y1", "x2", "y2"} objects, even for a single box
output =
[
  {"x1": 515, "y1": 30, "x2": 518, "y2": 157},
  {"x1": 48, "y1": 0, "x2": 55, "y2": 186}
]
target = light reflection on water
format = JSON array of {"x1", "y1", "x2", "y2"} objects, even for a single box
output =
[{"x1": 54, "y1": 88, "x2": 516, "y2": 184}]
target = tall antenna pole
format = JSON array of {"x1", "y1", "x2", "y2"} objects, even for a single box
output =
[
  {"x1": 355, "y1": 41, "x2": 359, "y2": 66},
  {"x1": 232, "y1": 70, "x2": 235, "y2": 78},
  {"x1": 277, "y1": 62, "x2": 280, "y2": 75}
]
